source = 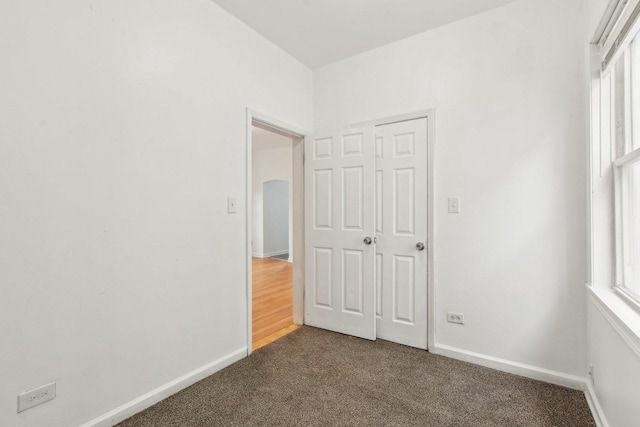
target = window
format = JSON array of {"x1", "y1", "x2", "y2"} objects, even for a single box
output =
[
  {"x1": 605, "y1": 29, "x2": 640, "y2": 305},
  {"x1": 591, "y1": 0, "x2": 640, "y2": 356}
]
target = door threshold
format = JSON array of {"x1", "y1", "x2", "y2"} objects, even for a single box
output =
[{"x1": 252, "y1": 324, "x2": 301, "y2": 351}]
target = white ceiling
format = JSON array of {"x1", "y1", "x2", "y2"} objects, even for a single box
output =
[{"x1": 211, "y1": 0, "x2": 519, "y2": 69}]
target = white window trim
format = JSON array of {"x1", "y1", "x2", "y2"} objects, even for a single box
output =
[
  {"x1": 589, "y1": 0, "x2": 640, "y2": 351},
  {"x1": 588, "y1": 286, "x2": 640, "y2": 360},
  {"x1": 600, "y1": 0, "x2": 640, "y2": 72},
  {"x1": 615, "y1": 286, "x2": 640, "y2": 315},
  {"x1": 613, "y1": 146, "x2": 640, "y2": 308}
]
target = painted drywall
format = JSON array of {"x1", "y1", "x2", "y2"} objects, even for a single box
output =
[
  {"x1": 585, "y1": 0, "x2": 640, "y2": 425},
  {"x1": 0, "y1": 0, "x2": 311, "y2": 426},
  {"x1": 251, "y1": 128, "x2": 293, "y2": 259},
  {"x1": 263, "y1": 181, "x2": 290, "y2": 256},
  {"x1": 314, "y1": 0, "x2": 588, "y2": 377},
  {"x1": 586, "y1": 299, "x2": 640, "y2": 426}
]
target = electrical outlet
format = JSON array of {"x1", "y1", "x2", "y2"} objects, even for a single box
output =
[
  {"x1": 18, "y1": 382, "x2": 56, "y2": 413},
  {"x1": 446, "y1": 312, "x2": 464, "y2": 324}
]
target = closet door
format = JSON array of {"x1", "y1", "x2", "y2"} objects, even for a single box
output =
[
  {"x1": 304, "y1": 126, "x2": 376, "y2": 340},
  {"x1": 375, "y1": 118, "x2": 428, "y2": 349}
]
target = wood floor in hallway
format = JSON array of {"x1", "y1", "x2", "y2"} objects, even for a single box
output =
[{"x1": 252, "y1": 257, "x2": 298, "y2": 351}]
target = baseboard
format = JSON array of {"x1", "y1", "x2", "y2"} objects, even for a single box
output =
[
  {"x1": 287, "y1": 257, "x2": 293, "y2": 263},
  {"x1": 427, "y1": 343, "x2": 606, "y2": 425},
  {"x1": 79, "y1": 347, "x2": 247, "y2": 427},
  {"x1": 430, "y1": 343, "x2": 587, "y2": 390},
  {"x1": 584, "y1": 379, "x2": 610, "y2": 427},
  {"x1": 263, "y1": 250, "x2": 288, "y2": 257},
  {"x1": 252, "y1": 252, "x2": 264, "y2": 258}
]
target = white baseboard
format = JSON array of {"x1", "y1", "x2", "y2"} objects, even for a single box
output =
[
  {"x1": 584, "y1": 379, "x2": 610, "y2": 427},
  {"x1": 263, "y1": 250, "x2": 288, "y2": 257},
  {"x1": 78, "y1": 342, "x2": 603, "y2": 426},
  {"x1": 253, "y1": 251, "x2": 289, "y2": 258},
  {"x1": 430, "y1": 343, "x2": 586, "y2": 390},
  {"x1": 428, "y1": 343, "x2": 606, "y2": 425},
  {"x1": 79, "y1": 347, "x2": 247, "y2": 427}
]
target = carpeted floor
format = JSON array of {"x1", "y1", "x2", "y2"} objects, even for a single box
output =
[{"x1": 117, "y1": 326, "x2": 595, "y2": 426}]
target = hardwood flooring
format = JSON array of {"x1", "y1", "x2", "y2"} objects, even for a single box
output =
[
  {"x1": 252, "y1": 323, "x2": 300, "y2": 352},
  {"x1": 252, "y1": 257, "x2": 296, "y2": 351}
]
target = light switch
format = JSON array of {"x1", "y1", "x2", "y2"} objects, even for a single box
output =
[
  {"x1": 227, "y1": 197, "x2": 237, "y2": 214},
  {"x1": 448, "y1": 197, "x2": 460, "y2": 213}
]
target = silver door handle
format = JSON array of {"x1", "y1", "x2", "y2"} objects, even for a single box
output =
[
  {"x1": 416, "y1": 242, "x2": 425, "y2": 251},
  {"x1": 364, "y1": 237, "x2": 372, "y2": 245}
]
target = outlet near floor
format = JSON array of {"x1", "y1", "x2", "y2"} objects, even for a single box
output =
[
  {"x1": 18, "y1": 382, "x2": 56, "y2": 413},
  {"x1": 447, "y1": 312, "x2": 464, "y2": 324}
]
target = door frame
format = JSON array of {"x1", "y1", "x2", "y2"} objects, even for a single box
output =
[
  {"x1": 351, "y1": 109, "x2": 436, "y2": 350},
  {"x1": 246, "y1": 109, "x2": 308, "y2": 356}
]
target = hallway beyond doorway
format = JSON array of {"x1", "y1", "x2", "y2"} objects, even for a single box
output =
[{"x1": 252, "y1": 257, "x2": 297, "y2": 350}]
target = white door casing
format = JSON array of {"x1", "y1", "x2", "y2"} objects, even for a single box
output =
[
  {"x1": 304, "y1": 126, "x2": 376, "y2": 340},
  {"x1": 375, "y1": 118, "x2": 428, "y2": 349}
]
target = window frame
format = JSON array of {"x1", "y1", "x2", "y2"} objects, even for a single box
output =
[
  {"x1": 589, "y1": 0, "x2": 640, "y2": 362},
  {"x1": 597, "y1": 10, "x2": 640, "y2": 313},
  {"x1": 607, "y1": 36, "x2": 640, "y2": 311},
  {"x1": 613, "y1": 144, "x2": 640, "y2": 310}
]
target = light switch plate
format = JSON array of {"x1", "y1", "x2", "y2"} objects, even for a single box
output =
[
  {"x1": 448, "y1": 197, "x2": 461, "y2": 213},
  {"x1": 227, "y1": 197, "x2": 237, "y2": 214}
]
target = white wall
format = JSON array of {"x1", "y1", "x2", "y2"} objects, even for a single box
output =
[
  {"x1": 5, "y1": 0, "x2": 637, "y2": 425},
  {"x1": 251, "y1": 128, "x2": 293, "y2": 259},
  {"x1": 586, "y1": 297, "x2": 640, "y2": 427},
  {"x1": 314, "y1": 0, "x2": 588, "y2": 377},
  {"x1": 0, "y1": 1, "x2": 311, "y2": 426},
  {"x1": 263, "y1": 181, "x2": 290, "y2": 256}
]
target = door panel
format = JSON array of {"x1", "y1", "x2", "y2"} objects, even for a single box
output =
[
  {"x1": 313, "y1": 247, "x2": 332, "y2": 308},
  {"x1": 313, "y1": 170, "x2": 333, "y2": 229},
  {"x1": 394, "y1": 168, "x2": 415, "y2": 235},
  {"x1": 343, "y1": 249, "x2": 364, "y2": 313},
  {"x1": 394, "y1": 255, "x2": 415, "y2": 323},
  {"x1": 375, "y1": 118, "x2": 428, "y2": 349},
  {"x1": 376, "y1": 253, "x2": 383, "y2": 317},
  {"x1": 304, "y1": 126, "x2": 376, "y2": 340},
  {"x1": 342, "y1": 167, "x2": 363, "y2": 230}
]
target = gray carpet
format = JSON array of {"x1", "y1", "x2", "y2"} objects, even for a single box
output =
[{"x1": 117, "y1": 326, "x2": 595, "y2": 426}]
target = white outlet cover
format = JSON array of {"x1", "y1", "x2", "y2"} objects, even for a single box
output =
[
  {"x1": 446, "y1": 312, "x2": 464, "y2": 324},
  {"x1": 18, "y1": 382, "x2": 56, "y2": 413}
]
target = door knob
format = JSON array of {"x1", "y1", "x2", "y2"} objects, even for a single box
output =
[
  {"x1": 416, "y1": 242, "x2": 425, "y2": 251},
  {"x1": 364, "y1": 237, "x2": 372, "y2": 245}
]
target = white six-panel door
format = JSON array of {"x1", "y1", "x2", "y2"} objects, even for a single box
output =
[
  {"x1": 375, "y1": 118, "x2": 428, "y2": 349},
  {"x1": 304, "y1": 126, "x2": 376, "y2": 340},
  {"x1": 304, "y1": 119, "x2": 428, "y2": 347}
]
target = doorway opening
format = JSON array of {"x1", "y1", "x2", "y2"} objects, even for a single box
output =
[
  {"x1": 262, "y1": 180, "x2": 290, "y2": 261},
  {"x1": 247, "y1": 112, "x2": 306, "y2": 353}
]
